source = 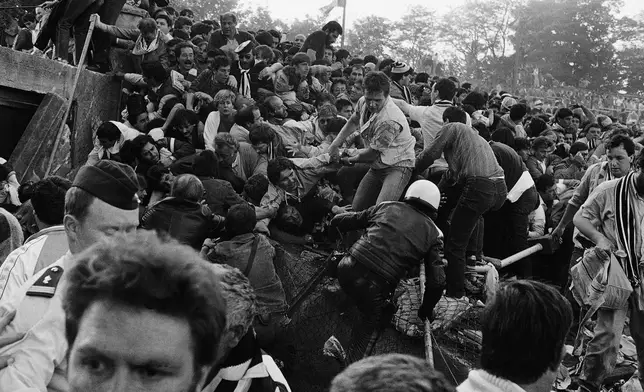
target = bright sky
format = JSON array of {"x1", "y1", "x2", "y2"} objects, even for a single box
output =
[{"x1": 249, "y1": 0, "x2": 644, "y2": 33}]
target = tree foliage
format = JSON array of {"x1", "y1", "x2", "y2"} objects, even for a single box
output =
[
  {"x1": 345, "y1": 15, "x2": 393, "y2": 58},
  {"x1": 392, "y1": 7, "x2": 436, "y2": 71},
  {"x1": 170, "y1": 0, "x2": 240, "y2": 21}
]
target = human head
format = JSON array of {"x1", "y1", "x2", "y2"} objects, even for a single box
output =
[
  {"x1": 214, "y1": 133, "x2": 239, "y2": 168},
  {"x1": 323, "y1": 46, "x2": 334, "y2": 62},
  {"x1": 255, "y1": 31, "x2": 274, "y2": 48},
  {"x1": 21, "y1": 13, "x2": 36, "y2": 29},
  {"x1": 336, "y1": 48, "x2": 351, "y2": 66},
  {"x1": 390, "y1": 62, "x2": 413, "y2": 86},
  {"x1": 293, "y1": 34, "x2": 306, "y2": 47},
  {"x1": 462, "y1": 91, "x2": 486, "y2": 111},
  {"x1": 170, "y1": 109, "x2": 199, "y2": 141},
  {"x1": 64, "y1": 231, "x2": 227, "y2": 392},
  {"x1": 254, "y1": 44, "x2": 274, "y2": 63},
  {"x1": 481, "y1": 280, "x2": 571, "y2": 386},
  {"x1": 235, "y1": 105, "x2": 262, "y2": 130},
  {"x1": 317, "y1": 103, "x2": 338, "y2": 132},
  {"x1": 130, "y1": 135, "x2": 160, "y2": 165},
  {"x1": 35, "y1": 6, "x2": 47, "y2": 22},
  {"x1": 510, "y1": 103, "x2": 528, "y2": 122},
  {"x1": 208, "y1": 263, "x2": 258, "y2": 364},
  {"x1": 442, "y1": 106, "x2": 467, "y2": 125},
  {"x1": 291, "y1": 53, "x2": 311, "y2": 77},
  {"x1": 191, "y1": 22, "x2": 212, "y2": 40},
  {"x1": 95, "y1": 122, "x2": 121, "y2": 150},
  {"x1": 267, "y1": 157, "x2": 297, "y2": 193},
  {"x1": 64, "y1": 161, "x2": 140, "y2": 255},
  {"x1": 242, "y1": 174, "x2": 268, "y2": 205},
  {"x1": 263, "y1": 96, "x2": 288, "y2": 119},
  {"x1": 536, "y1": 173, "x2": 557, "y2": 204},
  {"x1": 170, "y1": 174, "x2": 204, "y2": 203},
  {"x1": 174, "y1": 16, "x2": 192, "y2": 34},
  {"x1": 349, "y1": 65, "x2": 364, "y2": 84},
  {"x1": 210, "y1": 55, "x2": 231, "y2": 83},
  {"x1": 137, "y1": 18, "x2": 158, "y2": 45},
  {"x1": 248, "y1": 122, "x2": 275, "y2": 155},
  {"x1": 235, "y1": 40, "x2": 256, "y2": 69},
  {"x1": 563, "y1": 131, "x2": 575, "y2": 145},
  {"x1": 31, "y1": 176, "x2": 71, "y2": 228},
  {"x1": 433, "y1": 78, "x2": 457, "y2": 102},
  {"x1": 225, "y1": 203, "x2": 256, "y2": 237},
  {"x1": 582, "y1": 123, "x2": 601, "y2": 141},
  {"x1": 363, "y1": 71, "x2": 391, "y2": 113},
  {"x1": 174, "y1": 42, "x2": 195, "y2": 71},
  {"x1": 556, "y1": 108, "x2": 573, "y2": 128},
  {"x1": 531, "y1": 136, "x2": 553, "y2": 161},
  {"x1": 569, "y1": 141, "x2": 589, "y2": 159},
  {"x1": 322, "y1": 21, "x2": 342, "y2": 44},
  {"x1": 606, "y1": 134, "x2": 635, "y2": 178},
  {"x1": 179, "y1": 8, "x2": 194, "y2": 21},
  {"x1": 220, "y1": 13, "x2": 237, "y2": 37},
  {"x1": 330, "y1": 354, "x2": 454, "y2": 392},
  {"x1": 331, "y1": 78, "x2": 348, "y2": 98},
  {"x1": 335, "y1": 98, "x2": 354, "y2": 120},
  {"x1": 571, "y1": 113, "x2": 581, "y2": 129},
  {"x1": 214, "y1": 89, "x2": 237, "y2": 116},
  {"x1": 141, "y1": 61, "x2": 169, "y2": 87}
]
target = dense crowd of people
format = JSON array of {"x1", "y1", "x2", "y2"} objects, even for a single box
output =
[{"x1": 0, "y1": 2, "x2": 643, "y2": 392}]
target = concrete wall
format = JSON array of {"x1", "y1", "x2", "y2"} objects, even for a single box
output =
[{"x1": 0, "y1": 47, "x2": 122, "y2": 171}]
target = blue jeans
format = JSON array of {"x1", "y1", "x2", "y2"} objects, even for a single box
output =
[
  {"x1": 352, "y1": 166, "x2": 412, "y2": 212},
  {"x1": 579, "y1": 294, "x2": 644, "y2": 392},
  {"x1": 445, "y1": 177, "x2": 507, "y2": 297}
]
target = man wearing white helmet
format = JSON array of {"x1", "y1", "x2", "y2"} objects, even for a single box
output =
[{"x1": 327, "y1": 180, "x2": 445, "y2": 363}]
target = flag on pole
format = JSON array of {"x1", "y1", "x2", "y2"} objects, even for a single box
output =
[{"x1": 320, "y1": 0, "x2": 346, "y2": 16}]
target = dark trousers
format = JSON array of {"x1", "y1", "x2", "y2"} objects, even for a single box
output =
[
  {"x1": 445, "y1": 177, "x2": 507, "y2": 297},
  {"x1": 337, "y1": 256, "x2": 395, "y2": 363},
  {"x1": 483, "y1": 186, "x2": 539, "y2": 278},
  {"x1": 56, "y1": 0, "x2": 99, "y2": 62},
  {"x1": 92, "y1": 0, "x2": 127, "y2": 65}
]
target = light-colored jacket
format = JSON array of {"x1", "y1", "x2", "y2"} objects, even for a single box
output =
[{"x1": 0, "y1": 226, "x2": 68, "y2": 305}]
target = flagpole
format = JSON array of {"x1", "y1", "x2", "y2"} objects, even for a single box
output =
[{"x1": 341, "y1": 0, "x2": 346, "y2": 48}]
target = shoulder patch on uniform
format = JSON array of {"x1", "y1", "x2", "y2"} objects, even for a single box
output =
[{"x1": 26, "y1": 266, "x2": 64, "y2": 298}]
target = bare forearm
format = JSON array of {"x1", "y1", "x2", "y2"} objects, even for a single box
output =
[
  {"x1": 573, "y1": 211, "x2": 604, "y2": 244},
  {"x1": 331, "y1": 119, "x2": 358, "y2": 148}
]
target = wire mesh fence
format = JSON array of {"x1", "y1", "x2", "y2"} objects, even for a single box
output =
[{"x1": 273, "y1": 244, "x2": 492, "y2": 390}]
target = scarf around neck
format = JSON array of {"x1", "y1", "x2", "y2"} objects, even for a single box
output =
[{"x1": 132, "y1": 31, "x2": 161, "y2": 56}]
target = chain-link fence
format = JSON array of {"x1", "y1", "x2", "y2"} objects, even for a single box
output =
[{"x1": 274, "y1": 244, "x2": 491, "y2": 390}]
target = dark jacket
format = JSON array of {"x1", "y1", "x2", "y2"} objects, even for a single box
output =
[
  {"x1": 199, "y1": 176, "x2": 245, "y2": 216},
  {"x1": 208, "y1": 233, "x2": 288, "y2": 315},
  {"x1": 141, "y1": 197, "x2": 224, "y2": 249},
  {"x1": 231, "y1": 60, "x2": 274, "y2": 99},
  {"x1": 332, "y1": 201, "x2": 442, "y2": 285}
]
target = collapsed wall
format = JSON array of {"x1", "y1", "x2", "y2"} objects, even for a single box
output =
[{"x1": 1, "y1": 47, "x2": 121, "y2": 181}]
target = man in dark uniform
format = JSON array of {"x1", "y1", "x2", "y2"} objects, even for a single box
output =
[{"x1": 326, "y1": 180, "x2": 445, "y2": 363}]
